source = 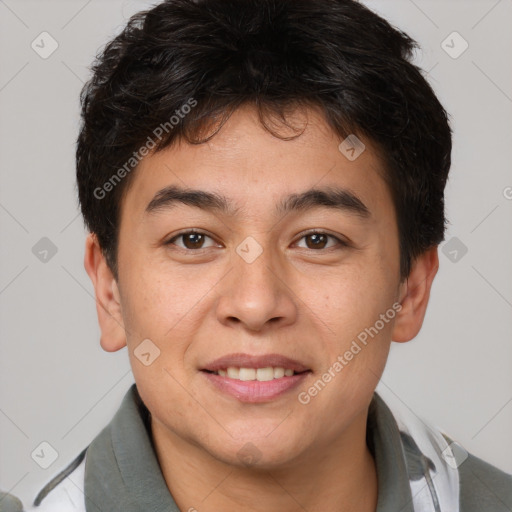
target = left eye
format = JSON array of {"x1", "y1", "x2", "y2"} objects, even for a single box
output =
[{"x1": 295, "y1": 232, "x2": 344, "y2": 250}]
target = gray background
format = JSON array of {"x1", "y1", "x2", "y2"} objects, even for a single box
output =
[{"x1": 0, "y1": 0, "x2": 511, "y2": 507}]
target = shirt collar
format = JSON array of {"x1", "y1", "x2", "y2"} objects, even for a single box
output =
[
  {"x1": 84, "y1": 384, "x2": 180, "y2": 512},
  {"x1": 367, "y1": 393, "x2": 416, "y2": 512}
]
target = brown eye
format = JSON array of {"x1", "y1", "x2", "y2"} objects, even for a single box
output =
[
  {"x1": 305, "y1": 233, "x2": 328, "y2": 249},
  {"x1": 296, "y1": 232, "x2": 346, "y2": 250},
  {"x1": 166, "y1": 231, "x2": 217, "y2": 250},
  {"x1": 181, "y1": 232, "x2": 205, "y2": 249}
]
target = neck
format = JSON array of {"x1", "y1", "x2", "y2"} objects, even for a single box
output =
[{"x1": 151, "y1": 409, "x2": 378, "y2": 512}]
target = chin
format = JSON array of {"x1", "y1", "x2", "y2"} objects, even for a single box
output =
[{"x1": 203, "y1": 430, "x2": 306, "y2": 470}]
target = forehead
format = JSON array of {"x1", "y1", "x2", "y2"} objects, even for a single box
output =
[{"x1": 120, "y1": 105, "x2": 392, "y2": 223}]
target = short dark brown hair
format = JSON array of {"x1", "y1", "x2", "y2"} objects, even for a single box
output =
[{"x1": 76, "y1": 0, "x2": 452, "y2": 280}]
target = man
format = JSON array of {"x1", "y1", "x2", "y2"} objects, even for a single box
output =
[{"x1": 5, "y1": 0, "x2": 511, "y2": 510}]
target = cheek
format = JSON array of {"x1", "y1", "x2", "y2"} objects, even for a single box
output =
[
  {"x1": 298, "y1": 270, "x2": 396, "y2": 416},
  {"x1": 313, "y1": 261, "x2": 398, "y2": 338},
  {"x1": 119, "y1": 263, "x2": 208, "y2": 411},
  {"x1": 119, "y1": 260, "x2": 225, "y2": 391},
  {"x1": 303, "y1": 262, "x2": 398, "y2": 403},
  {"x1": 120, "y1": 261, "x2": 209, "y2": 340}
]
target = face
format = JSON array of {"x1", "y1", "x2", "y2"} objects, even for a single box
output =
[{"x1": 100, "y1": 105, "x2": 406, "y2": 468}]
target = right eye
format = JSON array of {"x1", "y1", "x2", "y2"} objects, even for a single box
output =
[{"x1": 164, "y1": 230, "x2": 220, "y2": 251}]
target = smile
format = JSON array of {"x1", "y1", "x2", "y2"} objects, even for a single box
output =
[
  {"x1": 200, "y1": 353, "x2": 311, "y2": 402},
  {"x1": 206, "y1": 366, "x2": 300, "y2": 381}
]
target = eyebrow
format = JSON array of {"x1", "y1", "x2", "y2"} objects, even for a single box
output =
[{"x1": 145, "y1": 184, "x2": 371, "y2": 219}]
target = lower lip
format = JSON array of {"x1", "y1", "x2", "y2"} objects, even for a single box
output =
[{"x1": 201, "y1": 371, "x2": 310, "y2": 403}]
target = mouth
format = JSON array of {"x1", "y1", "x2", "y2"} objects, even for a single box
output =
[
  {"x1": 202, "y1": 366, "x2": 308, "y2": 381},
  {"x1": 200, "y1": 353, "x2": 312, "y2": 402}
]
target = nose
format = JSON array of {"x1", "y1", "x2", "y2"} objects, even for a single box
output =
[{"x1": 215, "y1": 241, "x2": 298, "y2": 333}]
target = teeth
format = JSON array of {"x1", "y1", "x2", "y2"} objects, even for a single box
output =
[
  {"x1": 256, "y1": 367, "x2": 274, "y2": 381},
  {"x1": 216, "y1": 366, "x2": 299, "y2": 381},
  {"x1": 239, "y1": 368, "x2": 256, "y2": 381},
  {"x1": 274, "y1": 367, "x2": 285, "y2": 378},
  {"x1": 227, "y1": 367, "x2": 239, "y2": 379}
]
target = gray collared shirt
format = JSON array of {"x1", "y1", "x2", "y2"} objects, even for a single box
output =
[
  {"x1": 10, "y1": 384, "x2": 512, "y2": 512},
  {"x1": 82, "y1": 385, "x2": 417, "y2": 511}
]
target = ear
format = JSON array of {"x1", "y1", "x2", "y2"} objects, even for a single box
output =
[
  {"x1": 84, "y1": 233, "x2": 127, "y2": 352},
  {"x1": 391, "y1": 246, "x2": 439, "y2": 343}
]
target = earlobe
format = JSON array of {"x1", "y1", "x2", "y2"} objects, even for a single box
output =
[
  {"x1": 83, "y1": 233, "x2": 127, "y2": 352},
  {"x1": 391, "y1": 247, "x2": 439, "y2": 343}
]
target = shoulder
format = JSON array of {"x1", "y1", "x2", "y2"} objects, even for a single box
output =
[
  {"x1": 25, "y1": 449, "x2": 87, "y2": 512},
  {"x1": 374, "y1": 390, "x2": 512, "y2": 512},
  {"x1": 458, "y1": 450, "x2": 512, "y2": 511},
  {"x1": 439, "y1": 431, "x2": 512, "y2": 511}
]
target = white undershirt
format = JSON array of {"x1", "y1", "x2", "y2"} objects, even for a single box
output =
[{"x1": 24, "y1": 456, "x2": 86, "y2": 512}]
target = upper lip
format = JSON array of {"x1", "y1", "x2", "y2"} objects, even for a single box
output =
[{"x1": 201, "y1": 353, "x2": 310, "y2": 373}]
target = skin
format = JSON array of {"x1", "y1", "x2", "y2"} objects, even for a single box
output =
[{"x1": 85, "y1": 104, "x2": 438, "y2": 512}]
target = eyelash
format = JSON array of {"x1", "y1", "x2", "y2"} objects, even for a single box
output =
[{"x1": 164, "y1": 229, "x2": 349, "y2": 252}]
